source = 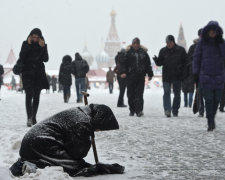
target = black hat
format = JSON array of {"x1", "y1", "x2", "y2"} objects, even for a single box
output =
[
  {"x1": 166, "y1": 35, "x2": 175, "y2": 43},
  {"x1": 132, "y1": 37, "x2": 140, "y2": 44}
]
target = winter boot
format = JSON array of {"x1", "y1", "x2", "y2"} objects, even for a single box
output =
[
  {"x1": 129, "y1": 112, "x2": 135, "y2": 116},
  {"x1": 27, "y1": 118, "x2": 32, "y2": 127},
  {"x1": 137, "y1": 111, "x2": 144, "y2": 117},
  {"x1": 32, "y1": 117, "x2": 37, "y2": 125},
  {"x1": 165, "y1": 111, "x2": 171, "y2": 118}
]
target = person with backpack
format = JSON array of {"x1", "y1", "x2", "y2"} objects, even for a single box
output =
[{"x1": 71, "y1": 53, "x2": 89, "y2": 103}]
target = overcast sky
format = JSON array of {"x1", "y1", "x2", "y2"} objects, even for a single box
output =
[{"x1": 0, "y1": 0, "x2": 225, "y2": 69}]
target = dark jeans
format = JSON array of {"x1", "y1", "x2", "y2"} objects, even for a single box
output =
[
  {"x1": 127, "y1": 75, "x2": 145, "y2": 114},
  {"x1": 219, "y1": 86, "x2": 225, "y2": 111},
  {"x1": 25, "y1": 89, "x2": 41, "y2": 119},
  {"x1": 75, "y1": 78, "x2": 86, "y2": 101},
  {"x1": 63, "y1": 85, "x2": 71, "y2": 101},
  {"x1": 108, "y1": 82, "x2": 114, "y2": 94},
  {"x1": 202, "y1": 89, "x2": 223, "y2": 126},
  {"x1": 163, "y1": 81, "x2": 181, "y2": 115},
  {"x1": 117, "y1": 76, "x2": 127, "y2": 106},
  {"x1": 184, "y1": 92, "x2": 194, "y2": 107}
]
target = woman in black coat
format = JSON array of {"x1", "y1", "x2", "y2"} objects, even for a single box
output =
[
  {"x1": 10, "y1": 104, "x2": 124, "y2": 177},
  {"x1": 59, "y1": 55, "x2": 72, "y2": 103},
  {"x1": 15, "y1": 28, "x2": 49, "y2": 127}
]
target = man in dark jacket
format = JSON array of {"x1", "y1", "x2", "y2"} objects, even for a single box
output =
[
  {"x1": 153, "y1": 35, "x2": 186, "y2": 117},
  {"x1": 193, "y1": 21, "x2": 225, "y2": 131},
  {"x1": 59, "y1": 55, "x2": 72, "y2": 103},
  {"x1": 71, "y1": 53, "x2": 89, "y2": 103},
  {"x1": 114, "y1": 49, "x2": 127, "y2": 107},
  {"x1": 13, "y1": 28, "x2": 49, "y2": 127},
  {"x1": 106, "y1": 67, "x2": 115, "y2": 94},
  {"x1": 51, "y1": 75, "x2": 57, "y2": 93},
  {"x1": 0, "y1": 64, "x2": 4, "y2": 100},
  {"x1": 120, "y1": 38, "x2": 154, "y2": 117},
  {"x1": 10, "y1": 104, "x2": 124, "y2": 177}
]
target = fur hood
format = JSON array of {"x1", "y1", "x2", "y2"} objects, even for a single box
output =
[
  {"x1": 193, "y1": 39, "x2": 199, "y2": 44},
  {"x1": 126, "y1": 45, "x2": 148, "y2": 52}
]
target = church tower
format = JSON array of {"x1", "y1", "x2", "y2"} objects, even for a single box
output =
[
  {"x1": 104, "y1": 9, "x2": 121, "y2": 67},
  {"x1": 177, "y1": 24, "x2": 187, "y2": 51}
]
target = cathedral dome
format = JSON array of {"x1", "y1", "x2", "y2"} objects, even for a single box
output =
[
  {"x1": 96, "y1": 50, "x2": 110, "y2": 68},
  {"x1": 81, "y1": 45, "x2": 94, "y2": 66}
]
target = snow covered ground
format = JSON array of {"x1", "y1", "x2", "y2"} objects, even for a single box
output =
[{"x1": 0, "y1": 86, "x2": 225, "y2": 180}]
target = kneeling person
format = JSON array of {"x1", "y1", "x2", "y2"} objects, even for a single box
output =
[{"x1": 10, "y1": 104, "x2": 124, "y2": 177}]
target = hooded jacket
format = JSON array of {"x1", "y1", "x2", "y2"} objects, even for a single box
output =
[
  {"x1": 19, "y1": 104, "x2": 119, "y2": 176},
  {"x1": 120, "y1": 45, "x2": 154, "y2": 77},
  {"x1": 59, "y1": 55, "x2": 72, "y2": 86},
  {"x1": 16, "y1": 28, "x2": 49, "y2": 90},
  {"x1": 193, "y1": 21, "x2": 225, "y2": 89},
  {"x1": 71, "y1": 53, "x2": 89, "y2": 79}
]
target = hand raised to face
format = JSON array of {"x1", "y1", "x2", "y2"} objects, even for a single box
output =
[{"x1": 39, "y1": 39, "x2": 45, "y2": 47}]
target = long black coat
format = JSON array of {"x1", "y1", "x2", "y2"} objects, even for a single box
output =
[
  {"x1": 59, "y1": 55, "x2": 72, "y2": 86},
  {"x1": 154, "y1": 45, "x2": 187, "y2": 82},
  {"x1": 120, "y1": 45, "x2": 154, "y2": 77},
  {"x1": 182, "y1": 41, "x2": 197, "y2": 93},
  {"x1": 18, "y1": 41, "x2": 49, "y2": 91},
  {"x1": 19, "y1": 104, "x2": 119, "y2": 176},
  {"x1": 0, "y1": 64, "x2": 4, "y2": 85}
]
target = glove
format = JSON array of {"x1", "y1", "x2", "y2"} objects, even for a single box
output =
[{"x1": 153, "y1": 55, "x2": 158, "y2": 62}]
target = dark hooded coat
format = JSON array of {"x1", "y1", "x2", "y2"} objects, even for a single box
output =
[
  {"x1": 193, "y1": 21, "x2": 225, "y2": 89},
  {"x1": 19, "y1": 104, "x2": 119, "y2": 176},
  {"x1": 15, "y1": 28, "x2": 49, "y2": 91},
  {"x1": 182, "y1": 39, "x2": 199, "y2": 93},
  {"x1": 59, "y1": 55, "x2": 72, "y2": 86},
  {"x1": 71, "y1": 53, "x2": 89, "y2": 79}
]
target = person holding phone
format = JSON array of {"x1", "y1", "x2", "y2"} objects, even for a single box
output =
[{"x1": 15, "y1": 28, "x2": 49, "y2": 127}]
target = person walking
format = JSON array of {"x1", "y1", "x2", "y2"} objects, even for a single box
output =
[
  {"x1": 120, "y1": 38, "x2": 154, "y2": 117},
  {"x1": 13, "y1": 28, "x2": 49, "y2": 127},
  {"x1": 114, "y1": 49, "x2": 127, "y2": 107},
  {"x1": 51, "y1": 75, "x2": 57, "y2": 93},
  {"x1": 0, "y1": 64, "x2": 4, "y2": 100},
  {"x1": 59, "y1": 55, "x2": 72, "y2": 103},
  {"x1": 106, "y1": 67, "x2": 115, "y2": 94},
  {"x1": 193, "y1": 21, "x2": 225, "y2": 131},
  {"x1": 46, "y1": 74, "x2": 51, "y2": 94},
  {"x1": 71, "y1": 53, "x2": 89, "y2": 103},
  {"x1": 11, "y1": 75, "x2": 17, "y2": 91},
  {"x1": 153, "y1": 35, "x2": 186, "y2": 117}
]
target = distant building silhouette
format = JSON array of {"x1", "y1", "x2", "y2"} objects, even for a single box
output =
[
  {"x1": 104, "y1": 9, "x2": 121, "y2": 67},
  {"x1": 177, "y1": 24, "x2": 187, "y2": 51}
]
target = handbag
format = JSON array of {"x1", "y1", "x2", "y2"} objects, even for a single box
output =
[{"x1": 13, "y1": 59, "x2": 24, "y2": 75}]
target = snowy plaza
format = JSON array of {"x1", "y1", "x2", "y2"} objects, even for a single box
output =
[{"x1": 0, "y1": 87, "x2": 225, "y2": 180}]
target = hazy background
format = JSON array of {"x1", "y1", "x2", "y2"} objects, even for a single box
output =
[{"x1": 0, "y1": 0, "x2": 224, "y2": 69}]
